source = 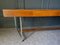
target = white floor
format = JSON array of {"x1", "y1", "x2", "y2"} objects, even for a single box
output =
[{"x1": 0, "y1": 28, "x2": 60, "y2": 45}]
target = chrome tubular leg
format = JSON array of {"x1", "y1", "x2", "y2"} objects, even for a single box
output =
[
  {"x1": 20, "y1": 17, "x2": 23, "y2": 37},
  {"x1": 19, "y1": 17, "x2": 26, "y2": 41},
  {"x1": 14, "y1": 17, "x2": 26, "y2": 41},
  {"x1": 14, "y1": 17, "x2": 21, "y2": 36}
]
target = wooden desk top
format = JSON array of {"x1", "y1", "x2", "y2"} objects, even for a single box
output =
[{"x1": 3, "y1": 9, "x2": 60, "y2": 17}]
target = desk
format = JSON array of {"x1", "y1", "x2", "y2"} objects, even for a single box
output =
[{"x1": 3, "y1": 9, "x2": 60, "y2": 41}]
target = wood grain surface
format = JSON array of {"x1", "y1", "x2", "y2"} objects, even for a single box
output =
[{"x1": 3, "y1": 9, "x2": 60, "y2": 17}]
